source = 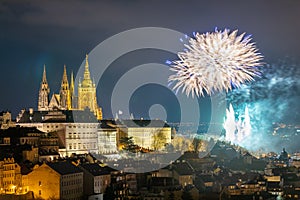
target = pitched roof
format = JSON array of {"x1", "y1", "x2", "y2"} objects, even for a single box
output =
[
  {"x1": 99, "y1": 120, "x2": 117, "y2": 129},
  {"x1": 198, "y1": 175, "x2": 215, "y2": 183},
  {"x1": 49, "y1": 94, "x2": 60, "y2": 109},
  {"x1": 0, "y1": 126, "x2": 44, "y2": 137},
  {"x1": 80, "y1": 163, "x2": 112, "y2": 176},
  {"x1": 119, "y1": 119, "x2": 170, "y2": 128},
  {"x1": 173, "y1": 161, "x2": 194, "y2": 175},
  {"x1": 17, "y1": 109, "x2": 97, "y2": 123},
  {"x1": 47, "y1": 161, "x2": 82, "y2": 175},
  {"x1": 98, "y1": 119, "x2": 170, "y2": 129}
]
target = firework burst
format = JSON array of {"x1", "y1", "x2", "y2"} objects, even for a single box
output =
[{"x1": 168, "y1": 29, "x2": 263, "y2": 97}]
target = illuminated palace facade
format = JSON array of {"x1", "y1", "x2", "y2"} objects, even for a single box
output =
[{"x1": 38, "y1": 55, "x2": 102, "y2": 120}]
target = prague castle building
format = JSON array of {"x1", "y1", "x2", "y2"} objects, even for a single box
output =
[
  {"x1": 15, "y1": 54, "x2": 171, "y2": 157},
  {"x1": 38, "y1": 54, "x2": 102, "y2": 120}
]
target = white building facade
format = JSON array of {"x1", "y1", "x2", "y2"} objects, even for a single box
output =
[{"x1": 16, "y1": 110, "x2": 99, "y2": 157}]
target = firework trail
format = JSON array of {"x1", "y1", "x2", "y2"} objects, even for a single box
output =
[{"x1": 169, "y1": 29, "x2": 263, "y2": 97}]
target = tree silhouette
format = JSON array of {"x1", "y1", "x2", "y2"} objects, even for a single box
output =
[
  {"x1": 104, "y1": 185, "x2": 116, "y2": 200},
  {"x1": 181, "y1": 189, "x2": 193, "y2": 200},
  {"x1": 120, "y1": 137, "x2": 139, "y2": 153},
  {"x1": 152, "y1": 131, "x2": 167, "y2": 150}
]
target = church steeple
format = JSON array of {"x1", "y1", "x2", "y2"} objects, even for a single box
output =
[
  {"x1": 36, "y1": 54, "x2": 102, "y2": 119},
  {"x1": 78, "y1": 54, "x2": 102, "y2": 120},
  {"x1": 42, "y1": 65, "x2": 47, "y2": 84},
  {"x1": 59, "y1": 65, "x2": 71, "y2": 110},
  {"x1": 84, "y1": 54, "x2": 91, "y2": 80},
  {"x1": 61, "y1": 65, "x2": 69, "y2": 90},
  {"x1": 38, "y1": 65, "x2": 50, "y2": 111},
  {"x1": 70, "y1": 71, "x2": 75, "y2": 97},
  {"x1": 70, "y1": 70, "x2": 76, "y2": 109},
  {"x1": 81, "y1": 54, "x2": 93, "y2": 87}
]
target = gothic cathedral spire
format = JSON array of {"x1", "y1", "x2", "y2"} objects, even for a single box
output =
[
  {"x1": 37, "y1": 55, "x2": 102, "y2": 119},
  {"x1": 70, "y1": 71, "x2": 76, "y2": 109},
  {"x1": 81, "y1": 54, "x2": 93, "y2": 87},
  {"x1": 78, "y1": 54, "x2": 102, "y2": 120},
  {"x1": 38, "y1": 65, "x2": 50, "y2": 111},
  {"x1": 59, "y1": 65, "x2": 71, "y2": 110}
]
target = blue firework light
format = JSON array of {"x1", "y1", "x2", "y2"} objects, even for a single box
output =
[{"x1": 226, "y1": 59, "x2": 300, "y2": 150}]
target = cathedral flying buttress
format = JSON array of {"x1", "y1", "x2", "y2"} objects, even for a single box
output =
[{"x1": 37, "y1": 55, "x2": 102, "y2": 120}]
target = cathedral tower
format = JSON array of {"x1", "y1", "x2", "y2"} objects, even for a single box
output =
[
  {"x1": 37, "y1": 55, "x2": 102, "y2": 119},
  {"x1": 38, "y1": 65, "x2": 50, "y2": 111},
  {"x1": 59, "y1": 65, "x2": 71, "y2": 110},
  {"x1": 70, "y1": 71, "x2": 77, "y2": 109},
  {"x1": 78, "y1": 55, "x2": 102, "y2": 119}
]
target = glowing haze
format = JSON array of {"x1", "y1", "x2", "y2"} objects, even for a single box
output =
[
  {"x1": 168, "y1": 29, "x2": 263, "y2": 97},
  {"x1": 226, "y1": 59, "x2": 300, "y2": 152},
  {"x1": 223, "y1": 103, "x2": 252, "y2": 146}
]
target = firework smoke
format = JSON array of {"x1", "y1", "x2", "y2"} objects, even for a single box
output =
[
  {"x1": 169, "y1": 29, "x2": 263, "y2": 97},
  {"x1": 227, "y1": 58, "x2": 300, "y2": 152}
]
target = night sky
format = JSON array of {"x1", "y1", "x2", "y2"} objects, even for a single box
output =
[{"x1": 1, "y1": 0, "x2": 300, "y2": 123}]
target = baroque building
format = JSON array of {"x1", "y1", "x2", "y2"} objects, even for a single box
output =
[
  {"x1": 16, "y1": 109, "x2": 99, "y2": 157},
  {"x1": 38, "y1": 54, "x2": 102, "y2": 120},
  {"x1": 0, "y1": 158, "x2": 22, "y2": 194},
  {"x1": 24, "y1": 162, "x2": 83, "y2": 200}
]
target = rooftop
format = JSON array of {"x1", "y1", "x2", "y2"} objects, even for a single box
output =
[
  {"x1": 17, "y1": 109, "x2": 97, "y2": 123},
  {"x1": 0, "y1": 126, "x2": 44, "y2": 137},
  {"x1": 173, "y1": 161, "x2": 194, "y2": 176},
  {"x1": 119, "y1": 119, "x2": 170, "y2": 128},
  {"x1": 47, "y1": 161, "x2": 83, "y2": 175},
  {"x1": 80, "y1": 163, "x2": 113, "y2": 176}
]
